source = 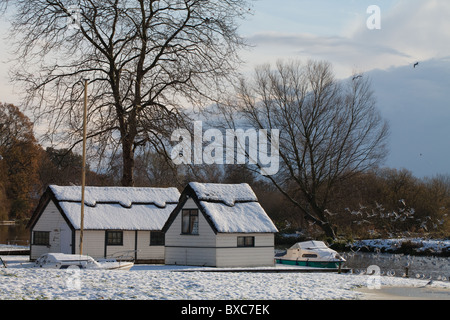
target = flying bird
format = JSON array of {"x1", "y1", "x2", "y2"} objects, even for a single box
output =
[
  {"x1": 414, "y1": 62, "x2": 419, "y2": 68},
  {"x1": 352, "y1": 75, "x2": 363, "y2": 81}
]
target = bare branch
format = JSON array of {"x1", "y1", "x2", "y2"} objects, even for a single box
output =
[
  {"x1": 1, "y1": 0, "x2": 252, "y2": 185},
  {"x1": 220, "y1": 59, "x2": 389, "y2": 239}
]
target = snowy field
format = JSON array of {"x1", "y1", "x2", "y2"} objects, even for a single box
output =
[{"x1": 1, "y1": 255, "x2": 450, "y2": 301}]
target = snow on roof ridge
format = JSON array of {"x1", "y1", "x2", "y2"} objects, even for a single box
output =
[
  {"x1": 49, "y1": 185, "x2": 180, "y2": 208},
  {"x1": 188, "y1": 182, "x2": 258, "y2": 207}
]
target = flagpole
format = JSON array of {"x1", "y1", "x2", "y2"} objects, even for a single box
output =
[{"x1": 80, "y1": 78, "x2": 88, "y2": 255}]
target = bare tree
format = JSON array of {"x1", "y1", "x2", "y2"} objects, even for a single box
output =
[
  {"x1": 220, "y1": 60, "x2": 389, "y2": 239},
  {"x1": 0, "y1": 0, "x2": 251, "y2": 186}
]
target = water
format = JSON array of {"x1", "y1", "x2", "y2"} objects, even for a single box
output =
[
  {"x1": 0, "y1": 223, "x2": 30, "y2": 246},
  {"x1": 342, "y1": 252, "x2": 450, "y2": 281},
  {"x1": 2, "y1": 225, "x2": 449, "y2": 282}
]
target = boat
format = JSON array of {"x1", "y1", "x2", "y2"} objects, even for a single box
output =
[
  {"x1": 275, "y1": 240, "x2": 345, "y2": 268},
  {"x1": 33, "y1": 253, "x2": 134, "y2": 270}
]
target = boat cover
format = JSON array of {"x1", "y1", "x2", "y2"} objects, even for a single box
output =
[{"x1": 289, "y1": 241, "x2": 330, "y2": 250}]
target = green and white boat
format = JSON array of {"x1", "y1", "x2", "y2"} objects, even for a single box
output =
[{"x1": 275, "y1": 241, "x2": 345, "y2": 268}]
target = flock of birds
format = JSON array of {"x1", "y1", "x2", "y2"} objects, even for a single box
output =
[
  {"x1": 334, "y1": 198, "x2": 447, "y2": 233},
  {"x1": 343, "y1": 249, "x2": 450, "y2": 282},
  {"x1": 347, "y1": 62, "x2": 450, "y2": 233},
  {"x1": 342, "y1": 61, "x2": 450, "y2": 283}
]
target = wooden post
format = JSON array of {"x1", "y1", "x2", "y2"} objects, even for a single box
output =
[{"x1": 80, "y1": 78, "x2": 88, "y2": 255}]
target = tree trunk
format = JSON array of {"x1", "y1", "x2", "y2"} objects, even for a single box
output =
[
  {"x1": 305, "y1": 201, "x2": 338, "y2": 240},
  {"x1": 121, "y1": 135, "x2": 135, "y2": 187},
  {"x1": 320, "y1": 221, "x2": 337, "y2": 240}
]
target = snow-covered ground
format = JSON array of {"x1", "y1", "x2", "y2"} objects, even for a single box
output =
[
  {"x1": 2, "y1": 239, "x2": 450, "y2": 301},
  {"x1": 1, "y1": 255, "x2": 449, "y2": 300}
]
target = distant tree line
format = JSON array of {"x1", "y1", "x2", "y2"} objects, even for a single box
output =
[
  {"x1": 0, "y1": 103, "x2": 111, "y2": 221},
  {"x1": 0, "y1": 101, "x2": 449, "y2": 241}
]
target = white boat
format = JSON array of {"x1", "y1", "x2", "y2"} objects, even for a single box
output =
[
  {"x1": 275, "y1": 240, "x2": 345, "y2": 268},
  {"x1": 33, "y1": 253, "x2": 134, "y2": 270}
]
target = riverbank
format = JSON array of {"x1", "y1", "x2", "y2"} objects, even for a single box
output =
[
  {"x1": 335, "y1": 238, "x2": 450, "y2": 257},
  {"x1": 1, "y1": 255, "x2": 450, "y2": 300},
  {"x1": 0, "y1": 244, "x2": 30, "y2": 255}
]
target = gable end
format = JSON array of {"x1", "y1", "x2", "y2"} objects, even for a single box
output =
[
  {"x1": 27, "y1": 186, "x2": 75, "y2": 231},
  {"x1": 162, "y1": 186, "x2": 220, "y2": 235}
]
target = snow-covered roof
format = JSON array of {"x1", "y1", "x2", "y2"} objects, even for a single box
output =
[
  {"x1": 188, "y1": 182, "x2": 258, "y2": 206},
  {"x1": 50, "y1": 185, "x2": 180, "y2": 208},
  {"x1": 59, "y1": 202, "x2": 177, "y2": 230},
  {"x1": 187, "y1": 183, "x2": 278, "y2": 234},
  {"x1": 48, "y1": 185, "x2": 180, "y2": 231}
]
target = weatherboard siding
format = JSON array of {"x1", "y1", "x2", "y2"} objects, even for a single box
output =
[
  {"x1": 72, "y1": 230, "x2": 165, "y2": 261},
  {"x1": 164, "y1": 197, "x2": 276, "y2": 267},
  {"x1": 165, "y1": 247, "x2": 217, "y2": 266},
  {"x1": 216, "y1": 247, "x2": 275, "y2": 267},
  {"x1": 73, "y1": 230, "x2": 104, "y2": 258},
  {"x1": 30, "y1": 201, "x2": 72, "y2": 260},
  {"x1": 164, "y1": 198, "x2": 217, "y2": 266},
  {"x1": 216, "y1": 233, "x2": 274, "y2": 247},
  {"x1": 136, "y1": 231, "x2": 165, "y2": 262},
  {"x1": 216, "y1": 233, "x2": 275, "y2": 267},
  {"x1": 165, "y1": 198, "x2": 216, "y2": 247},
  {"x1": 106, "y1": 230, "x2": 135, "y2": 257}
]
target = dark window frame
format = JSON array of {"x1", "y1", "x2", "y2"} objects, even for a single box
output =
[
  {"x1": 33, "y1": 231, "x2": 50, "y2": 246},
  {"x1": 181, "y1": 209, "x2": 199, "y2": 235},
  {"x1": 237, "y1": 236, "x2": 255, "y2": 247},
  {"x1": 150, "y1": 231, "x2": 165, "y2": 246},
  {"x1": 106, "y1": 230, "x2": 123, "y2": 246}
]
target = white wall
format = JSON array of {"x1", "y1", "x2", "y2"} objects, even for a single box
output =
[
  {"x1": 165, "y1": 198, "x2": 276, "y2": 267},
  {"x1": 76, "y1": 230, "x2": 166, "y2": 261},
  {"x1": 73, "y1": 230, "x2": 104, "y2": 258},
  {"x1": 31, "y1": 201, "x2": 72, "y2": 260},
  {"x1": 165, "y1": 198, "x2": 217, "y2": 266},
  {"x1": 216, "y1": 233, "x2": 275, "y2": 267},
  {"x1": 31, "y1": 200, "x2": 167, "y2": 262},
  {"x1": 136, "y1": 231, "x2": 165, "y2": 262}
]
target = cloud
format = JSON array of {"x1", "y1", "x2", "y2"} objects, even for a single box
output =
[
  {"x1": 240, "y1": 1, "x2": 450, "y2": 178},
  {"x1": 351, "y1": 0, "x2": 450, "y2": 61},
  {"x1": 245, "y1": 32, "x2": 412, "y2": 76},
  {"x1": 243, "y1": 0, "x2": 450, "y2": 78}
]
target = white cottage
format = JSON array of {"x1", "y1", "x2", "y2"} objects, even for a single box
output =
[
  {"x1": 28, "y1": 185, "x2": 180, "y2": 263},
  {"x1": 162, "y1": 182, "x2": 278, "y2": 267}
]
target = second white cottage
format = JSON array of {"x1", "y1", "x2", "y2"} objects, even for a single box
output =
[{"x1": 162, "y1": 182, "x2": 278, "y2": 268}]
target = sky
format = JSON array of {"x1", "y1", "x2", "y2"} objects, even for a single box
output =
[
  {"x1": 239, "y1": 0, "x2": 450, "y2": 76},
  {"x1": 1, "y1": 0, "x2": 450, "y2": 178},
  {"x1": 237, "y1": 0, "x2": 450, "y2": 178}
]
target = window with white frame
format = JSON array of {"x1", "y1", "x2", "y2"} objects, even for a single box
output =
[{"x1": 181, "y1": 209, "x2": 199, "y2": 235}]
